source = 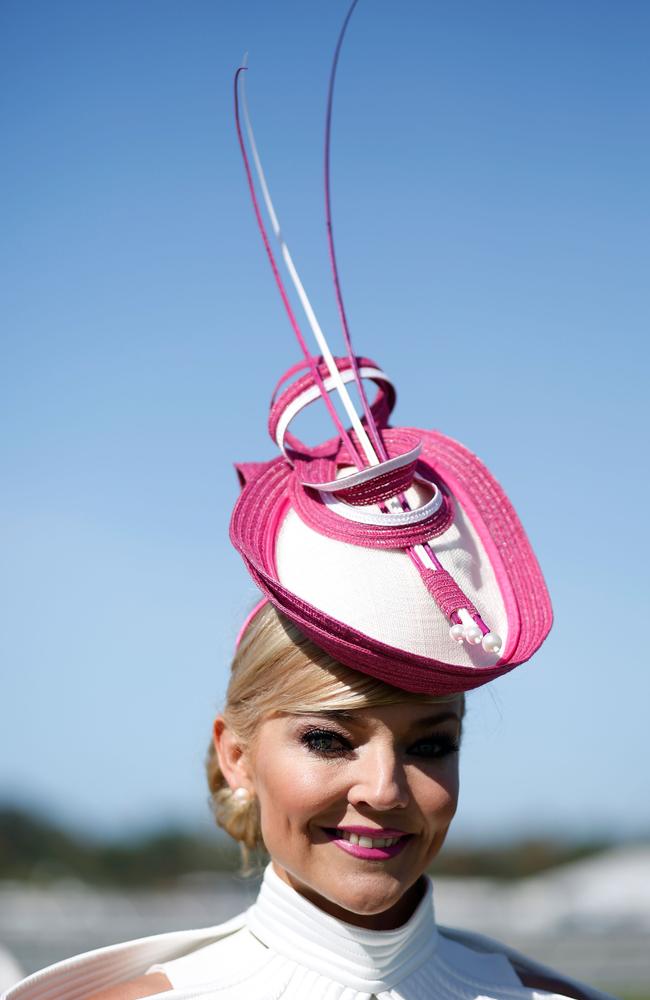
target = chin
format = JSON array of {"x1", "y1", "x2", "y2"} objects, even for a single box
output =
[{"x1": 327, "y1": 867, "x2": 412, "y2": 913}]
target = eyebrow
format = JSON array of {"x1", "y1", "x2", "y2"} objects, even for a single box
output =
[{"x1": 301, "y1": 709, "x2": 461, "y2": 727}]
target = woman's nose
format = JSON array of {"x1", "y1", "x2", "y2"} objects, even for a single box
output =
[{"x1": 347, "y1": 745, "x2": 410, "y2": 811}]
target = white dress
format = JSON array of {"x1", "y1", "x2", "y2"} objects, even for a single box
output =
[{"x1": 2, "y1": 863, "x2": 615, "y2": 1000}]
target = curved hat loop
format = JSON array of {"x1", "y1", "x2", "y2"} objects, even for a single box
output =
[{"x1": 269, "y1": 357, "x2": 395, "y2": 460}]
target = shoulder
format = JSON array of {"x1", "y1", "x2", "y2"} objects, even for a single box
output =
[
  {"x1": 83, "y1": 971, "x2": 172, "y2": 999},
  {"x1": 143, "y1": 920, "x2": 272, "y2": 991},
  {"x1": 437, "y1": 925, "x2": 618, "y2": 1000},
  {"x1": 1, "y1": 912, "x2": 248, "y2": 1000}
]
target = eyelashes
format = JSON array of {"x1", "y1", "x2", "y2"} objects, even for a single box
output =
[
  {"x1": 298, "y1": 726, "x2": 460, "y2": 761},
  {"x1": 408, "y1": 735, "x2": 460, "y2": 759},
  {"x1": 300, "y1": 728, "x2": 351, "y2": 758}
]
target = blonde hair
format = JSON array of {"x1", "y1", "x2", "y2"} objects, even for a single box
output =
[{"x1": 206, "y1": 603, "x2": 464, "y2": 868}]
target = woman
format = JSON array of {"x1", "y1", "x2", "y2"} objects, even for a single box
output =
[
  {"x1": 3, "y1": 7, "x2": 614, "y2": 997},
  {"x1": 4, "y1": 606, "x2": 614, "y2": 1000}
]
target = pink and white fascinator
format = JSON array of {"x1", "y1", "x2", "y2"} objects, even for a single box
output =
[{"x1": 230, "y1": 2, "x2": 552, "y2": 695}]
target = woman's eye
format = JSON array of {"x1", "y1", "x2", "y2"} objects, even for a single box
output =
[
  {"x1": 409, "y1": 735, "x2": 459, "y2": 759},
  {"x1": 300, "y1": 728, "x2": 352, "y2": 757}
]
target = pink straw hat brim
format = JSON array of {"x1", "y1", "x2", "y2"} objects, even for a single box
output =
[{"x1": 231, "y1": 428, "x2": 552, "y2": 695}]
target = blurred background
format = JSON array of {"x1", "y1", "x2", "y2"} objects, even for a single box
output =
[{"x1": 2, "y1": 0, "x2": 649, "y2": 995}]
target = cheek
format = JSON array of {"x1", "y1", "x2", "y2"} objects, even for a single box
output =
[
  {"x1": 253, "y1": 749, "x2": 344, "y2": 834},
  {"x1": 411, "y1": 760, "x2": 460, "y2": 827}
]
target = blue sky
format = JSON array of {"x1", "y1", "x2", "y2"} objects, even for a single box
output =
[{"x1": 2, "y1": 0, "x2": 649, "y2": 844}]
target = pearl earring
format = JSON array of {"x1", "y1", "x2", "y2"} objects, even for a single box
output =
[{"x1": 232, "y1": 786, "x2": 252, "y2": 804}]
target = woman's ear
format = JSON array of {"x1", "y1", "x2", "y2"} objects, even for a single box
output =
[{"x1": 213, "y1": 716, "x2": 253, "y2": 794}]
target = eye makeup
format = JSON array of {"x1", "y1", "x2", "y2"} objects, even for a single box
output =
[
  {"x1": 300, "y1": 727, "x2": 352, "y2": 758},
  {"x1": 297, "y1": 723, "x2": 460, "y2": 761}
]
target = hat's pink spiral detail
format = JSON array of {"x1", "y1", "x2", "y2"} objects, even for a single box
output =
[
  {"x1": 230, "y1": 357, "x2": 553, "y2": 694},
  {"x1": 307, "y1": 444, "x2": 421, "y2": 502},
  {"x1": 230, "y1": 6, "x2": 553, "y2": 692}
]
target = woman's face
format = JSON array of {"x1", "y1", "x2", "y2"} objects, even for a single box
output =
[{"x1": 243, "y1": 699, "x2": 462, "y2": 929}]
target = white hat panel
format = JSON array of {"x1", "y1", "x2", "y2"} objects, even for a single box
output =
[{"x1": 275, "y1": 496, "x2": 508, "y2": 670}]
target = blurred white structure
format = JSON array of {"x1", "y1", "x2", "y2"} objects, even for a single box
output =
[
  {"x1": 433, "y1": 844, "x2": 650, "y2": 935},
  {"x1": 0, "y1": 946, "x2": 23, "y2": 993}
]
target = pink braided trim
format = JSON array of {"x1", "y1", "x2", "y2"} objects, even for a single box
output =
[
  {"x1": 420, "y1": 568, "x2": 479, "y2": 620},
  {"x1": 296, "y1": 435, "x2": 421, "y2": 506},
  {"x1": 295, "y1": 455, "x2": 339, "y2": 486},
  {"x1": 305, "y1": 438, "x2": 421, "y2": 491},
  {"x1": 268, "y1": 356, "x2": 395, "y2": 451},
  {"x1": 270, "y1": 359, "x2": 315, "y2": 405},
  {"x1": 235, "y1": 461, "x2": 274, "y2": 488},
  {"x1": 288, "y1": 430, "x2": 452, "y2": 548},
  {"x1": 290, "y1": 472, "x2": 453, "y2": 548},
  {"x1": 334, "y1": 460, "x2": 418, "y2": 506}
]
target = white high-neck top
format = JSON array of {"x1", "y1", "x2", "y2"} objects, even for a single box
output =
[
  {"x1": 142, "y1": 863, "x2": 591, "y2": 999},
  {"x1": 3, "y1": 863, "x2": 614, "y2": 1000},
  {"x1": 245, "y1": 862, "x2": 444, "y2": 993}
]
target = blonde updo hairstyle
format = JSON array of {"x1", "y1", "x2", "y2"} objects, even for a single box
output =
[{"x1": 206, "y1": 603, "x2": 465, "y2": 870}]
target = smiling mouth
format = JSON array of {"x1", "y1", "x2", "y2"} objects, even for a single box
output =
[
  {"x1": 322, "y1": 827, "x2": 412, "y2": 860},
  {"x1": 333, "y1": 830, "x2": 403, "y2": 848}
]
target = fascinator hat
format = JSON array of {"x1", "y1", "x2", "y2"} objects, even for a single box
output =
[{"x1": 230, "y1": 2, "x2": 552, "y2": 696}]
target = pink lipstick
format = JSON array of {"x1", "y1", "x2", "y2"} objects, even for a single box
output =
[{"x1": 322, "y1": 827, "x2": 412, "y2": 860}]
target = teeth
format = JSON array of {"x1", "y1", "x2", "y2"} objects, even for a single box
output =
[{"x1": 339, "y1": 831, "x2": 402, "y2": 848}]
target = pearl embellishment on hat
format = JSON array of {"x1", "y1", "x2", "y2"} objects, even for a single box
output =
[
  {"x1": 482, "y1": 632, "x2": 503, "y2": 654},
  {"x1": 449, "y1": 624, "x2": 465, "y2": 644},
  {"x1": 450, "y1": 618, "x2": 503, "y2": 655}
]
